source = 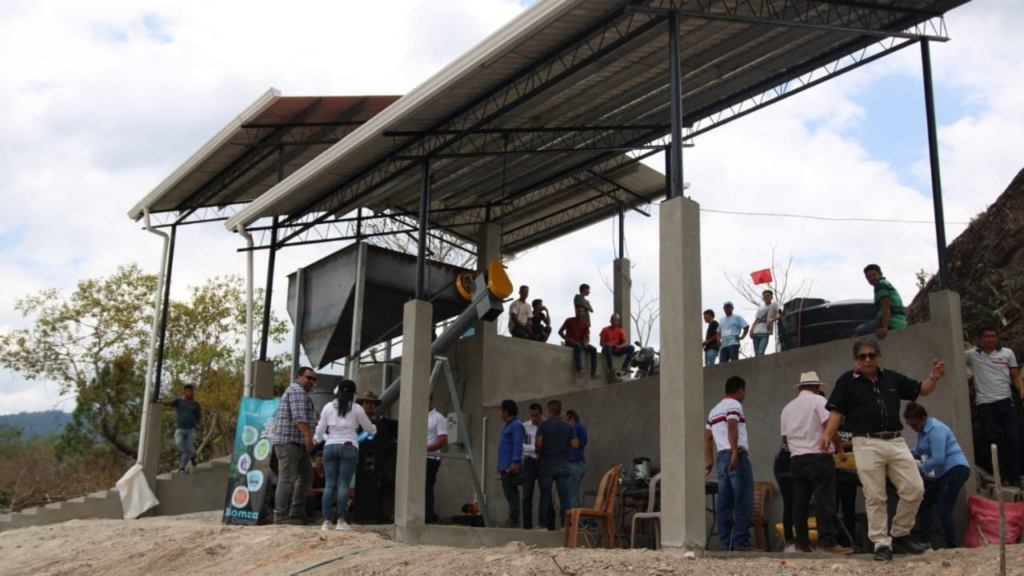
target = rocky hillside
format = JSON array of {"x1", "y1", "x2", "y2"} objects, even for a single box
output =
[{"x1": 907, "y1": 167, "x2": 1024, "y2": 357}]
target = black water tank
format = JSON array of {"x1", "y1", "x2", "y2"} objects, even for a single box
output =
[{"x1": 779, "y1": 298, "x2": 875, "y2": 351}]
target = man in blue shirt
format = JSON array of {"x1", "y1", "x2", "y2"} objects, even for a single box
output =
[
  {"x1": 565, "y1": 409, "x2": 588, "y2": 510},
  {"x1": 718, "y1": 302, "x2": 749, "y2": 363},
  {"x1": 497, "y1": 399, "x2": 526, "y2": 528},
  {"x1": 903, "y1": 402, "x2": 971, "y2": 549},
  {"x1": 161, "y1": 384, "x2": 201, "y2": 474}
]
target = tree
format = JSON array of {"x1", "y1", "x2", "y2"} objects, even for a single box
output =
[{"x1": 725, "y1": 245, "x2": 812, "y2": 310}]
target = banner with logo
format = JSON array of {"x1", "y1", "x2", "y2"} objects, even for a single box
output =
[{"x1": 222, "y1": 396, "x2": 279, "y2": 526}]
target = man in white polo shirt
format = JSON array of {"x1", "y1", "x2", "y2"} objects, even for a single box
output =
[
  {"x1": 780, "y1": 372, "x2": 850, "y2": 554},
  {"x1": 425, "y1": 393, "x2": 448, "y2": 524},
  {"x1": 704, "y1": 376, "x2": 755, "y2": 551},
  {"x1": 967, "y1": 325, "x2": 1023, "y2": 487}
]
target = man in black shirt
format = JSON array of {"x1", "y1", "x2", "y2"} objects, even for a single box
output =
[
  {"x1": 536, "y1": 399, "x2": 578, "y2": 530},
  {"x1": 821, "y1": 338, "x2": 945, "y2": 562},
  {"x1": 702, "y1": 309, "x2": 720, "y2": 366}
]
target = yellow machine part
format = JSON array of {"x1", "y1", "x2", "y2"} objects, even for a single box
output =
[{"x1": 454, "y1": 259, "x2": 513, "y2": 301}]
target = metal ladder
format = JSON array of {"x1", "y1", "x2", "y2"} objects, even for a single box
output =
[{"x1": 429, "y1": 355, "x2": 489, "y2": 527}]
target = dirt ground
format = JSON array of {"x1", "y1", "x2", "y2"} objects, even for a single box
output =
[{"x1": 1, "y1": 514, "x2": 1020, "y2": 576}]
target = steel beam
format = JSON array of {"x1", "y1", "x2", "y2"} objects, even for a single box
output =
[
  {"x1": 921, "y1": 40, "x2": 948, "y2": 289},
  {"x1": 416, "y1": 161, "x2": 430, "y2": 301},
  {"x1": 154, "y1": 224, "x2": 176, "y2": 398},
  {"x1": 667, "y1": 11, "x2": 684, "y2": 199}
]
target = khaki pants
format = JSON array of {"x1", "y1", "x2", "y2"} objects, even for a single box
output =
[{"x1": 853, "y1": 436, "x2": 924, "y2": 550}]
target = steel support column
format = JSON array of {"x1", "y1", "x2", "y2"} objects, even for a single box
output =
[
  {"x1": 154, "y1": 224, "x2": 176, "y2": 398},
  {"x1": 618, "y1": 203, "x2": 626, "y2": 259},
  {"x1": 668, "y1": 12, "x2": 684, "y2": 200},
  {"x1": 921, "y1": 40, "x2": 949, "y2": 289},
  {"x1": 415, "y1": 161, "x2": 430, "y2": 301},
  {"x1": 259, "y1": 217, "x2": 278, "y2": 361}
]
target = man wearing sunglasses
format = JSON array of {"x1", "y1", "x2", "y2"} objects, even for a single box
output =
[
  {"x1": 821, "y1": 339, "x2": 945, "y2": 562},
  {"x1": 272, "y1": 366, "x2": 318, "y2": 524}
]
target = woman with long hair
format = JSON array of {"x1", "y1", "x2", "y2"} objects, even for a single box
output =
[{"x1": 313, "y1": 379, "x2": 376, "y2": 531}]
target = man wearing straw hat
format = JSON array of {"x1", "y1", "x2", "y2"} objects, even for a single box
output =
[
  {"x1": 357, "y1": 390, "x2": 382, "y2": 418},
  {"x1": 780, "y1": 372, "x2": 850, "y2": 554}
]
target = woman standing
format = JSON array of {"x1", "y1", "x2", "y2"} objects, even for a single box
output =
[
  {"x1": 903, "y1": 402, "x2": 970, "y2": 548},
  {"x1": 314, "y1": 379, "x2": 376, "y2": 531}
]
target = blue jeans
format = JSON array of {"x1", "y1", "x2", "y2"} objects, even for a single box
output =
[
  {"x1": 854, "y1": 320, "x2": 879, "y2": 336},
  {"x1": 539, "y1": 464, "x2": 573, "y2": 530},
  {"x1": 752, "y1": 334, "x2": 769, "y2": 356},
  {"x1": 601, "y1": 345, "x2": 635, "y2": 372},
  {"x1": 568, "y1": 461, "x2": 586, "y2": 509},
  {"x1": 705, "y1": 348, "x2": 718, "y2": 366},
  {"x1": 322, "y1": 443, "x2": 359, "y2": 523},
  {"x1": 174, "y1": 428, "x2": 196, "y2": 472},
  {"x1": 567, "y1": 341, "x2": 598, "y2": 374},
  {"x1": 716, "y1": 450, "x2": 754, "y2": 549},
  {"x1": 719, "y1": 345, "x2": 740, "y2": 363},
  {"x1": 918, "y1": 464, "x2": 970, "y2": 548},
  {"x1": 978, "y1": 399, "x2": 1022, "y2": 479}
]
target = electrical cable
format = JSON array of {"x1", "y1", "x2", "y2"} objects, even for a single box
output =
[
  {"x1": 285, "y1": 544, "x2": 397, "y2": 576},
  {"x1": 699, "y1": 207, "x2": 968, "y2": 226}
]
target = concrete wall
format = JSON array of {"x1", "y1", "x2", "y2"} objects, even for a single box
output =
[{"x1": 428, "y1": 291, "x2": 972, "y2": 546}]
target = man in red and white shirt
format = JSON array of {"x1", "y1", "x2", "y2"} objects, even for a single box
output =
[
  {"x1": 598, "y1": 313, "x2": 635, "y2": 382},
  {"x1": 780, "y1": 372, "x2": 849, "y2": 554},
  {"x1": 704, "y1": 376, "x2": 754, "y2": 551}
]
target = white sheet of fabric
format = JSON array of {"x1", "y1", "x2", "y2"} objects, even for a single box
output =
[{"x1": 115, "y1": 463, "x2": 160, "y2": 519}]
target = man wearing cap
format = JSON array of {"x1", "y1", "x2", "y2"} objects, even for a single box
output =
[
  {"x1": 357, "y1": 390, "x2": 381, "y2": 418},
  {"x1": 780, "y1": 372, "x2": 850, "y2": 554},
  {"x1": 718, "y1": 302, "x2": 749, "y2": 364},
  {"x1": 821, "y1": 338, "x2": 946, "y2": 562}
]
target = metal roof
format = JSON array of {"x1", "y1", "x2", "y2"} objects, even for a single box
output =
[
  {"x1": 220, "y1": 0, "x2": 968, "y2": 254},
  {"x1": 127, "y1": 90, "x2": 401, "y2": 221}
]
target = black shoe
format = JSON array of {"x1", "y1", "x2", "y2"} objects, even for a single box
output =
[
  {"x1": 873, "y1": 546, "x2": 892, "y2": 562},
  {"x1": 892, "y1": 535, "x2": 926, "y2": 555}
]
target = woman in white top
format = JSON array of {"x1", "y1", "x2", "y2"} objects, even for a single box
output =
[{"x1": 314, "y1": 379, "x2": 376, "y2": 531}]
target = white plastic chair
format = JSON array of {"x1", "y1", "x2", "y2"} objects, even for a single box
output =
[{"x1": 630, "y1": 473, "x2": 661, "y2": 549}]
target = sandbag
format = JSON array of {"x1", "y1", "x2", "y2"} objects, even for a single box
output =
[
  {"x1": 115, "y1": 463, "x2": 160, "y2": 520},
  {"x1": 962, "y1": 494, "x2": 1024, "y2": 548}
]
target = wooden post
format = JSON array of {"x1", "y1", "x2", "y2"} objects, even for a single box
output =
[{"x1": 992, "y1": 444, "x2": 1006, "y2": 576}]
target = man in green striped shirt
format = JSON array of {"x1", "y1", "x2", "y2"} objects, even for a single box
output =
[{"x1": 855, "y1": 264, "x2": 907, "y2": 339}]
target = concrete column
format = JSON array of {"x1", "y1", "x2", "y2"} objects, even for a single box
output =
[
  {"x1": 141, "y1": 403, "x2": 164, "y2": 487},
  {"x1": 476, "y1": 223, "x2": 501, "y2": 338},
  {"x1": 394, "y1": 300, "x2": 433, "y2": 541},
  {"x1": 613, "y1": 258, "x2": 632, "y2": 342},
  {"x1": 927, "y1": 290, "x2": 975, "y2": 494},
  {"x1": 658, "y1": 196, "x2": 706, "y2": 550}
]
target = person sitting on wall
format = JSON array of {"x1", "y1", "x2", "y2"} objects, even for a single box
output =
[
  {"x1": 904, "y1": 402, "x2": 971, "y2": 549},
  {"x1": 854, "y1": 264, "x2": 907, "y2": 339},
  {"x1": 599, "y1": 313, "x2": 635, "y2": 383},
  {"x1": 509, "y1": 285, "x2": 534, "y2": 339},
  {"x1": 559, "y1": 306, "x2": 599, "y2": 380},
  {"x1": 530, "y1": 299, "x2": 553, "y2": 342}
]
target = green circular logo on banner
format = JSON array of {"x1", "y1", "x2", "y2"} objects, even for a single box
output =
[{"x1": 254, "y1": 439, "x2": 271, "y2": 461}]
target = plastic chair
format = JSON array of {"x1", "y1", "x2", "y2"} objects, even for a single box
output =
[
  {"x1": 630, "y1": 473, "x2": 662, "y2": 549},
  {"x1": 752, "y1": 481, "x2": 775, "y2": 551},
  {"x1": 564, "y1": 464, "x2": 622, "y2": 549}
]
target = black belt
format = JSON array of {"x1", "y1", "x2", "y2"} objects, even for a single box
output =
[
  {"x1": 853, "y1": 431, "x2": 901, "y2": 439},
  {"x1": 718, "y1": 448, "x2": 749, "y2": 455}
]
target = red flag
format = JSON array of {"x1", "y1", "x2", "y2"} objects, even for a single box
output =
[{"x1": 750, "y1": 268, "x2": 773, "y2": 285}]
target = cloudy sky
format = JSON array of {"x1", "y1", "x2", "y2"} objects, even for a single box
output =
[{"x1": 1, "y1": 0, "x2": 1020, "y2": 414}]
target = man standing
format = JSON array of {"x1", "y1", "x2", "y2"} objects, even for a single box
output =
[
  {"x1": 599, "y1": 314, "x2": 635, "y2": 382},
  {"x1": 425, "y1": 393, "x2": 448, "y2": 524},
  {"x1": 521, "y1": 403, "x2": 549, "y2": 530},
  {"x1": 272, "y1": 366, "x2": 317, "y2": 524},
  {"x1": 966, "y1": 325, "x2": 1023, "y2": 487},
  {"x1": 704, "y1": 376, "x2": 755, "y2": 551},
  {"x1": 497, "y1": 400, "x2": 526, "y2": 528},
  {"x1": 536, "y1": 399, "x2": 578, "y2": 530},
  {"x1": 573, "y1": 284, "x2": 594, "y2": 326},
  {"x1": 855, "y1": 264, "x2": 907, "y2": 339},
  {"x1": 357, "y1": 390, "x2": 381, "y2": 418},
  {"x1": 559, "y1": 306, "x2": 599, "y2": 380},
  {"x1": 565, "y1": 409, "x2": 588, "y2": 510},
  {"x1": 161, "y1": 384, "x2": 201, "y2": 474},
  {"x1": 718, "y1": 302, "x2": 749, "y2": 364},
  {"x1": 750, "y1": 290, "x2": 781, "y2": 357},
  {"x1": 702, "y1": 309, "x2": 720, "y2": 366},
  {"x1": 509, "y1": 285, "x2": 533, "y2": 339},
  {"x1": 821, "y1": 338, "x2": 945, "y2": 561},
  {"x1": 780, "y1": 372, "x2": 850, "y2": 554}
]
